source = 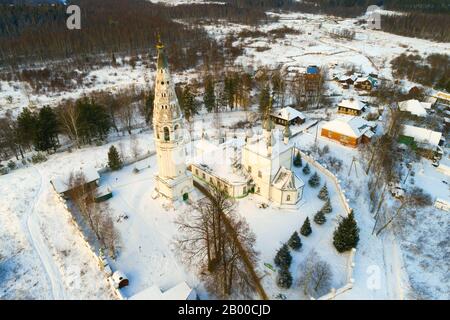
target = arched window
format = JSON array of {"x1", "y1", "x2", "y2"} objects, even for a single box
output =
[
  {"x1": 164, "y1": 127, "x2": 170, "y2": 141},
  {"x1": 287, "y1": 195, "x2": 291, "y2": 201},
  {"x1": 174, "y1": 124, "x2": 179, "y2": 139}
]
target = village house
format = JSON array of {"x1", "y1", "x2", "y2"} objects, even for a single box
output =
[
  {"x1": 338, "y1": 74, "x2": 357, "y2": 86},
  {"x1": 354, "y1": 76, "x2": 377, "y2": 91},
  {"x1": 304, "y1": 65, "x2": 321, "y2": 97},
  {"x1": 321, "y1": 116, "x2": 375, "y2": 147},
  {"x1": 270, "y1": 106, "x2": 306, "y2": 126},
  {"x1": 434, "y1": 91, "x2": 450, "y2": 108},
  {"x1": 398, "y1": 99, "x2": 432, "y2": 117},
  {"x1": 337, "y1": 98, "x2": 365, "y2": 116},
  {"x1": 399, "y1": 124, "x2": 445, "y2": 156}
]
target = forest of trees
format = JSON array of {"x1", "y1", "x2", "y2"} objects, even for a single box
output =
[{"x1": 391, "y1": 53, "x2": 450, "y2": 92}]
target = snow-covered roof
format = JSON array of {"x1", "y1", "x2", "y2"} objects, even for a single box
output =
[
  {"x1": 401, "y1": 125, "x2": 443, "y2": 147},
  {"x1": 272, "y1": 166, "x2": 304, "y2": 191},
  {"x1": 322, "y1": 116, "x2": 374, "y2": 138},
  {"x1": 338, "y1": 98, "x2": 364, "y2": 111},
  {"x1": 435, "y1": 91, "x2": 450, "y2": 102},
  {"x1": 398, "y1": 99, "x2": 429, "y2": 117},
  {"x1": 96, "y1": 184, "x2": 112, "y2": 198},
  {"x1": 192, "y1": 138, "x2": 248, "y2": 185},
  {"x1": 338, "y1": 75, "x2": 357, "y2": 82},
  {"x1": 245, "y1": 130, "x2": 291, "y2": 159},
  {"x1": 271, "y1": 106, "x2": 306, "y2": 121},
  {"x1": 129, "y1": 282, "x2": 196, "y2": 300},
  {"x1": 51, "y1": 167, "x2": 100, "y2": 194}
]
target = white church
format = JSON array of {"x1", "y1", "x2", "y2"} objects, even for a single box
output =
[{"x1": 152, "y1": 41, "x2": 304, "y2": 207}]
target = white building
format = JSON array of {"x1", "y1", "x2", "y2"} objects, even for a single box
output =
[
  {"x1": 190, "y1": 101, "x2": 304, "y2": 208},
  {"x1": 152, "y1": 40, "x2": 193, "y2": 202}
]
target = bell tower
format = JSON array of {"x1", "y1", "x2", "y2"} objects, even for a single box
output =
[{"x1": 153, "y1": 39, "x2": 193, "y2": 201}]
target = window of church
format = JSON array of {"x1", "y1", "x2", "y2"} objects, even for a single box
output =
[
  {"x1": 287, "y1": 195, "x2": 291, "y2": 201},
  {"x1": 161, "y1": 81, "x2": 164, "y2": 85},
  {"x1": 164, "y1": 127, "x2": 170, "y2": 141},
  {"x1": 248, "y1": 166, "x2": 252, "y2": 173},
  {"x1": 258, "y1": 170, "x2": 262, "y2": 178}
]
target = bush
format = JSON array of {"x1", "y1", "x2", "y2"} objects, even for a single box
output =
[
  {"x1": 7, "y1": 160, "x2": 16, "y2": 170},
  {"x1": 293, "y1": 152, "x2": 302, "y2": 167},
  {"x1": 302, "y1": 163, "x2": 311, "y2": 175},
  {"x1": 31, "y1": 152, "x2": 47, "y2": 164}
]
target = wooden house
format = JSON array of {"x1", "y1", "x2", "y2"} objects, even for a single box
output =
[
  {"x1": 321, "y1": 116, "x2": 375, "y2": 147},
  {"x1": 271, "y1": 106, "x2": 306, "y2": 126},
  {"x1": 354, "y1": 76, "x2": 377, "y2": 91},
  {"x1": 337, "y1": 98, "x2": 365, "y2": 116}
]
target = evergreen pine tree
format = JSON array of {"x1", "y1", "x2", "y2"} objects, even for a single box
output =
[
  {"x1": 288, "y1": 231, "x2": 302, "y2": 251},
  {"x1": 321, "y1": 198, "x2": 333, "y2": 214},
  {"x1": 314, "y1": 210, "x2": 326, "y2": 225},
  {"x1": 318, "y1": 184, "x2": 329, "y2": 200},
  {"x1": 302, "y1": 163, "x2": 311, "y2": 175},
  {"x1": 308, "y1": 172, "x2": 320, "y2": 187},
  {"x1": 293, "y1": 152, "x2": 302, "y2": 167},
  {"x1": 35, "y1": 106, "x2": 59, "y2": 152},
  {"x1": 277, "y1": 267, "x2": 293, "y2": 289},
  {"x1": 203, "y1": 77, "x2": 216, "y2": 113},
  {"x1": 333, "y1": 211, "x2": 360, "y2": 253},
  {"x1": 181, "y1": 86, "x2": 198, "y2": 122},
  {"x1": 300, "y1": 217, "x2": 312, "y2": 236},
  {"x1": 17, "y1": 107, "x2": 38, "y2": 149},
  {"x1": 274, "y1": 243, "x2": 292, "y2": 269},
  {"x1": 108, "y1": 145, "x2": 123, "y2": 171}
]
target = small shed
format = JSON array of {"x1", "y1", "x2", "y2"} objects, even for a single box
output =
[
  {"x1": 50, "y1": 167, "x2": 100, "y2": 198},
  {"x1": 95, "y1": 185, "x2": 113, "y2": 202}
]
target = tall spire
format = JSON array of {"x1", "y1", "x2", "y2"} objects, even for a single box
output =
[{"x1": 156, "y1": 35, "x2": 168, "y2": 70}]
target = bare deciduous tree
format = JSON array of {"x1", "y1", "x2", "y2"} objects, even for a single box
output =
[
  {"x1": 175, "y1": 184, "x2": 261, "y2": 299},
  {"x1": 298, "y1": 249, "x2": 333, "y2": 298}
]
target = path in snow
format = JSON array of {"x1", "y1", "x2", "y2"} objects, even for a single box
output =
[{"x1": 24, "y1": 166, "x2": 67, "y2": 300}]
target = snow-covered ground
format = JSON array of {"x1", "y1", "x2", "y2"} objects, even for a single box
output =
[{"x1": 1, "y1": 10, "x2": 449, "y2": 300}]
